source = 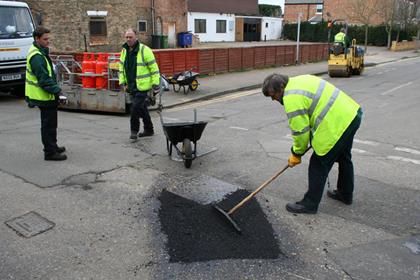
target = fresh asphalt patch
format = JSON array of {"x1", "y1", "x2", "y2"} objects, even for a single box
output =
[{"x1": 158, "y1": 189, "x2": 282, "y2": 263}]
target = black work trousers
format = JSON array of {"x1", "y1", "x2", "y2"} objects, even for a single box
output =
[
  {"x1": 39, "y1": 106, "x2": 58, "y2": 156},
  {"x1": 302, "y1": 109, "x2": 362, "y2": 210},
  {"x1": 130, "y1": 91, "x2": 153, "y2": 133}
]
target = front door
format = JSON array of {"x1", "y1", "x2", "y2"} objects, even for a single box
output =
[
  {"x1": 243, "y1": 18, "x2": 261, "y2": 42},
  {"x1": 168, "y1": 23, "x2": 176, "y2": 48}
]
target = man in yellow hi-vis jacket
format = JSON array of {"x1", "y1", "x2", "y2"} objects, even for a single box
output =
[
  {"x1": 25, "y1": 27, "x2": 68, "y2": 161},
  {"x1": 119, "y1": 28, "x2": 160, "y2": 141},
  {"x1": 262, "y1": 74, "x2": 362, "y2": 214}
]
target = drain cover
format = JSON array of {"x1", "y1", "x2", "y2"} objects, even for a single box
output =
[
  {"x1": 158, "y1": 189, "x2": 281, "y2": 263},
  {"x1": 5, "y1": 211, "x2": 55, "y2": 238}
]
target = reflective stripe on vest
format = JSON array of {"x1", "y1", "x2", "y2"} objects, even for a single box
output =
[{"x1": 25, "y1": 45, "x2": 55, "y2": 101}]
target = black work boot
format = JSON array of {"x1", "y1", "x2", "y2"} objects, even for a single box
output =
[
  {"x1": 129, "y1": 131, "x2": 138, "y2": 141},
  {"x1": 138, "y1": 130, "x2": 154, "y2": 138},
  {"x1": 57, "y1": 146, "x2": 66, "y2": 153},
  {"x1": 286, "y1": 201, "x2": 317, "y2": 214},
  {"x1": 327, "y1": 190, "x2": 353, "y2": 205},
  {"x1": 45, "y1": 153, "x2": 67, "y2": 161}
]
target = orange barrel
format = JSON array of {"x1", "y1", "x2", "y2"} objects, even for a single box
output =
[
  {"x1": 82, "y1": 52, "x2": 96, "y2": 88},
  {"x1": 95, "y1": 53, "x2": 109, "y2": 89}
]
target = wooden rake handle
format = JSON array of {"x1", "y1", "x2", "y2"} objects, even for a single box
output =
[{"x1": 227, "y1": 164, "x2": 289, "y2": 215}]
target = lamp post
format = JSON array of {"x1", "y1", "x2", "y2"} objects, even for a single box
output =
[{"x1": 296, "y1": 12, "x2": 303, "y2": 64}]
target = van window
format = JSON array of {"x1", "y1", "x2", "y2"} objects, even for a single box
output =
[{"x1": 0, "y1": 6, "x2": 34, "y2": 39}]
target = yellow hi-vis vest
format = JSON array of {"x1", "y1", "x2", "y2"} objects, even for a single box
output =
[
  {"x1": 25, "y1": 45, "x2": 55, "y2": 101},
  {"x1": 283, "y1": 75, "x2": 360, "y2": 156},
  {"x1": 119, "y1": 44, "x2": 160, "y2": 91},
  {"x1": 334, "y1": 32, "x2": 346, "y2": 44}
]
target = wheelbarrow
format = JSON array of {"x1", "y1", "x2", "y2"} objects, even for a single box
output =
[
  {"x1": 157, "y1": 94, "x2": 208, "y2": 168},
  {"x1": 161, "y1": 68, "x2": 200, "y2": 94}
]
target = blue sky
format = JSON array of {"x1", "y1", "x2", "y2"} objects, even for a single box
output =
[{"x1": 258, "y1": 0, "x2": 285, "y2": 10}]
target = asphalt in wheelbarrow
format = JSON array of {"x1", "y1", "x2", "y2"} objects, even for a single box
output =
[{"x1": 158, "y1": 189, "x2": 282, "y2": 263}]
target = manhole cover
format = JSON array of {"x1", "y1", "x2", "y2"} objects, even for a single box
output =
[
  {"x1": 5, "y1": 211, "x2": 55, "y2": 238},
  {"x1": 158, "y1": 189, "x2": 281, "y2": 263}
]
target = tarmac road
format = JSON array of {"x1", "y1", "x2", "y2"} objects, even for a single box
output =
[{"x1": 0, "y1": 56, "x2": 419, "y2": 279}]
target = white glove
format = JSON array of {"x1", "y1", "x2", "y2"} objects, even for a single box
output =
[{"x1": 58, "y1": 95, "x2": 68, "y2": 105}]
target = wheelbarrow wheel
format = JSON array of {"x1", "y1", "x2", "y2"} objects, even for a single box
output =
[
  {"x1": 182, "y1": 138, "x2": 193, "y2": 168},
  {"x1": 189, "y1": 79, "x2": 199, "y2": 91},
  {"x1": 173, "y1": 84, "x2": 181, "y2": 92}
]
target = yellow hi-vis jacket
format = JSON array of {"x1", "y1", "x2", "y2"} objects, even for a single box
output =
[
  {"x1": 283, "y1": 75, "x2": 360, "y2": 156},
  {"x1": 119, "y1": 43, "x2": 160, "y2": 91},
  {"x1": 334, "y1": 32, "x2": 346, "y2": 44},
  {"x1": 25, "y1": 45, "x2": 55, "y2": 102}
]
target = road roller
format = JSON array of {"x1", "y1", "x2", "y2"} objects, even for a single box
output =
[{"x1": 328, "y1": 39, "x2": 364, "y2": 77}]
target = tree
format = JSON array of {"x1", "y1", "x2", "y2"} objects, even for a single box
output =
[
  {"x1": 394, "y1": 0, "x2": 413, "y2": 41},
  {"x1": 345, "y1": 0, "x2": 381, "y2": 52},
  {"x1": 378, "y1": 0, "x2": 398, "y2": 48},
  {"x1": 408, "y1": 0, "x2": 420, "y2": 40},
  {"x1": 259, "y1": 4, "x2": 282, "y2": 17}
]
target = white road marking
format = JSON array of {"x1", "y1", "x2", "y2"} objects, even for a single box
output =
[
  {"x1": 162, "y1": 117, "x2": 181, "y2": 121},
  {"x1": 166, "y1": 89, "x2": 259, "y2": 112},
  {"x1": 229, "y1": 126, "x2": 249, "y2": 131},
  {"x1": 395, "y1": 146, "x2": 420, "y2": 155},
  {"x1": 286, "y1": 272, "x2": 312, "y2": 280},
  {"x1": 387, "y1": 156, "x2": 420, "y2": 165},
  {"x1": 354, "y1": 139, "x2": 380, "y2": 146},
  {"x1": 352, "y1": 148, "x2": 367, "y2": 154},
  {"x1": 380, "y1": 81, "x2": 413, "y2": 96}
]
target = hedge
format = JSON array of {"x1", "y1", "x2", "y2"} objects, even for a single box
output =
[{"x1": 283, "y1": 22, "x2": 417, "y2": 46}]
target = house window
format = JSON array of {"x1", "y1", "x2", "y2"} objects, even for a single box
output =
[
  {"x1": 195, "y1": 19, "x2": 206, "y2": 33},
  {"x1": 216, "y1": 20, "x2": 226, "y2": 33},
  {"x1": 316, "y1": 4, "x2": 323, "y2": 14},
  {"x1": 138, "y1": 20, "x2": 147, "y2": 32},
  {"x1": 89, "y1": 16, "x2": 107, "y2": 37}
]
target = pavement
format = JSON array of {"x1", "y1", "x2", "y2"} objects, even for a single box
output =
[{"x1": 155, "y1": 46, "x2": 420, "y2": 110}]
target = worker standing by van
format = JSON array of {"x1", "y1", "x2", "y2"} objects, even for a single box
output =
[
  {"x1": 25, "y1": 27, "x2": 68, "y2": 161},
  {"x1": 262, "y1": 74, "x2": 362, "y2": 214},
  {"x1": 119, "y1": 28, "x2": 160, "y2": 141}
]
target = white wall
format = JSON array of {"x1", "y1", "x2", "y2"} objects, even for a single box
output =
[
  {"x1": 261, "y1": 17, "x2": 283, "y2": 41},
  {"x1": 188, "y1": 12, "x2": 235, "y2": 42}
]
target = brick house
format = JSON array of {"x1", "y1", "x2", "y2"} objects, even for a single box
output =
[
  {"x1": 25, "y1": 0, "x2": 187, "y2": 52},
  {"x1": 283, "y1": 0, "x2": 384, "y2": 25}
]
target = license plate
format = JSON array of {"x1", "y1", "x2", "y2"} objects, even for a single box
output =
[{"x1": 1, "y1": 74, "x2": 22, "y2": 81}]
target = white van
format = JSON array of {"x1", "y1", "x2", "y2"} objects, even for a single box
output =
[{"x1": 0, "y1": 1, "x2": 35, "y2": 96}]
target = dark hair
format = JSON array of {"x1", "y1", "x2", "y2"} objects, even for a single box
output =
[
  {"x1": 262, "y1": 74, "x2": 289, "y2": 96},
  {"x1": 33, "y1": 26, "x2": 50, "y2": 39}
]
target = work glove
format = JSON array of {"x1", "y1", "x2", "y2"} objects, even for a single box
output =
[
  {"x1": 147, "y1": 90, "x2": 156, "y2": 107},
  {"x1": 288, "y1": 154, "x2": 301, "y2": 167},
  {"x1": 58, "y1": 94, "x2": 68, "y2": 105}
]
